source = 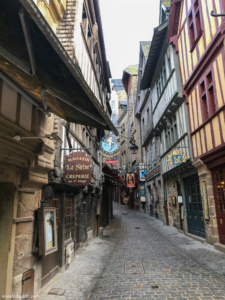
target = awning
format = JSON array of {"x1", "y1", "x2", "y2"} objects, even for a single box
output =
[
  {"x1": 0, "y1": 0, "x2": 118, "y2": 135},
  {"x1": 103, "y1": 170, "x2": 125, "y2": 185}
]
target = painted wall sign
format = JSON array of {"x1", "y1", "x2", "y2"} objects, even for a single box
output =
[
  {"x1": 100, "y1": 134, "x2": 120, "y2": 157},
  {"x1": 167, "y1": 149, "x2": 187, "y2": 166},
  {"x1": 127, "y1": 174, "x2": 135, "y2": 188},
  {"x1": 64, "y1": 152, "x2": 92, "y2": 186},
  {"x1": 146, "y1": 166, "x2": 160, "y2": 181},
  {"x1": 105, "y1": 159, "x2": 118, "y2": 165},
  {"x1": 202, "y1": 181, "x2": 210, "y2": 220}
]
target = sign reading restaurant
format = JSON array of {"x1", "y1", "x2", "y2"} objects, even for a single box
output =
[{"x1": 64, "y1": 152, "x2": 92, "y2": 186}]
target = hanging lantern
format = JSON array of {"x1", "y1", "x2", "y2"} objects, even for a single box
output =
[{"x1": 130, "y1": 142, "x2": 139, "y2": 154}]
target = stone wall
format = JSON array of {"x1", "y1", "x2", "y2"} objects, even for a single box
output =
[
  {"x1": 166, "y1": 178, "x2": 181, "y2": 229},
  {"x1": 194, "y1": 160, "x2": 219, "y2": 244}
]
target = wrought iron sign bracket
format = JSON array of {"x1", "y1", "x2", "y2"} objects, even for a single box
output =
[{"x1": 211, "y1": 10, "x2": 225, "y2": 17}]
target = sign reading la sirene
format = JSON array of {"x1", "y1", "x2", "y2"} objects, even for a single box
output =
[{"x1": 64, "y1": 152, "x2": 92, "y2": 186}]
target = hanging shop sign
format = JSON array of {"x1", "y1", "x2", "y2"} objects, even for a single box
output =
[
  {"x1": 139, "y1": 183, "x2": 146, "y2": 202},
  {"x1": 167, "y1": 149, "x2": 187, "y2": 166},
  {"x1": 64, "y1": 152, "x2": 92, "y2": 186},
  {"x1": 105, "y1": 159, "x2": 118, "y2": 165},
  {"x1": 100, "y1": 134, "x2": 120, "y2": 157},
  {"x1": 139, "y1": 170, "x2": 146, "y2": 181},
  {"x1": 127, "y1": 174, "x2": 135, "y2": 188},
  {"x1": 202, "y1": 181, "x2": 210, "y2": 220},
  {"x1": 139, "y1": 163, "x2": 145, "y2": 170}
]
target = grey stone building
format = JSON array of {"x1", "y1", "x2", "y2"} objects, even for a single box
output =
[{"x1": 140, "y1": 0, "x2": 197, "y2": 236}]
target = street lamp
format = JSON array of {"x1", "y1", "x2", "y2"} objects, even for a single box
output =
[{"x1": 129, "y1": 141, "x2": 139, "y2": 155}]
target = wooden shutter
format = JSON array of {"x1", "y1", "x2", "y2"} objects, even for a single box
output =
[{"x1": 22, "y1": 269, "x2": 34, "y2": 299}]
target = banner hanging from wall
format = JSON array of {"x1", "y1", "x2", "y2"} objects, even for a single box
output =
[
  {"x1": 64, "y1": 152, "x2": 92, "y2": 186},
  {"x1": 127, "y1": 174, "x2": 135, "y2": 188},
  {"x1": 100, "y1": 133, "x2": 120, "y2": 158}
]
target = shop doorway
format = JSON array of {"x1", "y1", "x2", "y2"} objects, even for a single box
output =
[
  {"x1": 184, "y1": 175, "x2": 205, "y2": 238},
  {"x1": 0, "y1": 183, "x2": 14, "y2": 296},
  {"x1": 213, "y1": 169, "x2": 225, "y2": 245}
]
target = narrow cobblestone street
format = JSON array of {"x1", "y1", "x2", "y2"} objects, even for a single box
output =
[{"x1": 40, "y1": 202, "x2": 225, "y2": 300}]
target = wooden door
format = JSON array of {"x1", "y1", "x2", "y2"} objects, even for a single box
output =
[
  {"x1": 185, "y1": 175, "x2": 206, "y2": 238},
  {"x1": 22, "y1": 269, "x2": 34, "y2": 299},
  {"x1": 75, "y1": 205, "x2": 80, "y2": 250},
  {"x1": 41, "y1": 193, "x2": 59, "y2": 287},
  {"x1": 0, "y1": 183, "x2": 14, "y2": 297},
  {"x1": 213, "y1": 169, "x2": 225, "y2": 244},
  {"x1": 163, "y1": 202, "x2": 169, "y2": 226}
]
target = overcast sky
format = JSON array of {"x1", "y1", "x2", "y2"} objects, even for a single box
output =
[{"x1": 99, "y1": 0, "x2": 161, "y2": 79}]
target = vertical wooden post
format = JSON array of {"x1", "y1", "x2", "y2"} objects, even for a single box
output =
[{"x1": 58, "y1": 191, "x2": 65, "y2": 268}]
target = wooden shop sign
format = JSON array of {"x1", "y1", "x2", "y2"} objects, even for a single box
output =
[
  {"x1": 146, "y1": 166, "x2": 160, "y2": 181},
  {"x1": 64, "y1": 152, "x2": 92, "y2": 186}
]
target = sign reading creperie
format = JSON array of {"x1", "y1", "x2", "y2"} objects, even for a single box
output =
[{"x1": 64, "y1": 152, "x2": 92, "y2": 186}]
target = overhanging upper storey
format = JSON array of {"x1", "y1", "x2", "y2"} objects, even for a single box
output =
[
  {"x1": 140, "y1": 21, "x2": 168, "y2": 91},
  {"x1": 0, "y1": 0, "x2": 118, "y2": 135}
]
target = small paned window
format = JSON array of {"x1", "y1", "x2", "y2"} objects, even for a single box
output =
[
  {"x1": 188, "y1": 0, "x2": 202, "y2": 52},
  {"x1": 64, "y1": 196, "x2": 75, "y2": 242},
  {"x1": 165, "y1": 116, "x2": 178, "y2": 150},
  {"x1": 199, "y1": 70, "x2": 217, "y2": 122}
]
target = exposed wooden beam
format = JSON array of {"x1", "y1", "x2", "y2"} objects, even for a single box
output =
[
  {"x1": 0, "y1": 72, "x2": 39, "y2": 107},
  {"x1": 0, "y1": 46, "x2": 31, "y2": 75},
  {"x1": 19, "y1": 8, "x2": 36, "y2": 75},
  {"x1": 45, "y1": 87, "x2": 107, "y2": 126}
]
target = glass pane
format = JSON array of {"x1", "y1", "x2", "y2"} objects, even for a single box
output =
[
  {"x1": 220, "y1": 171, "x2": 224, "y2": 180},
  {"x1": 218, "y1": 203, "x2": 225, "y2": 213},
  {"x1": 215, "y1": 172, "x2": 219, "y2": 181},
  {"x1": 198, "y1": 203, "x2": 203, "y2": 211},
  {"x1": 45, "y1": 211, "x2": 55, "y2": 250}
]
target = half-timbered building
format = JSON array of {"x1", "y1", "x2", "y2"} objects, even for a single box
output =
[
  {"x1": 0, "y1": 0, "x2": 116, "y2": 297},
  {"x1": 169, "y1": 0, "x2": 225, "y2": 248}
]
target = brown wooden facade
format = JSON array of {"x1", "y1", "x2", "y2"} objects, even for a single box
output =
[{"x1": 169, "y1": 0, "x2": 225, "y2": 246}]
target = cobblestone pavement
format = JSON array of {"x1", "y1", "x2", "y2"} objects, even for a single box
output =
[{"x1": 40, "y1": 202, "x2": 225, "y2": 300}]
